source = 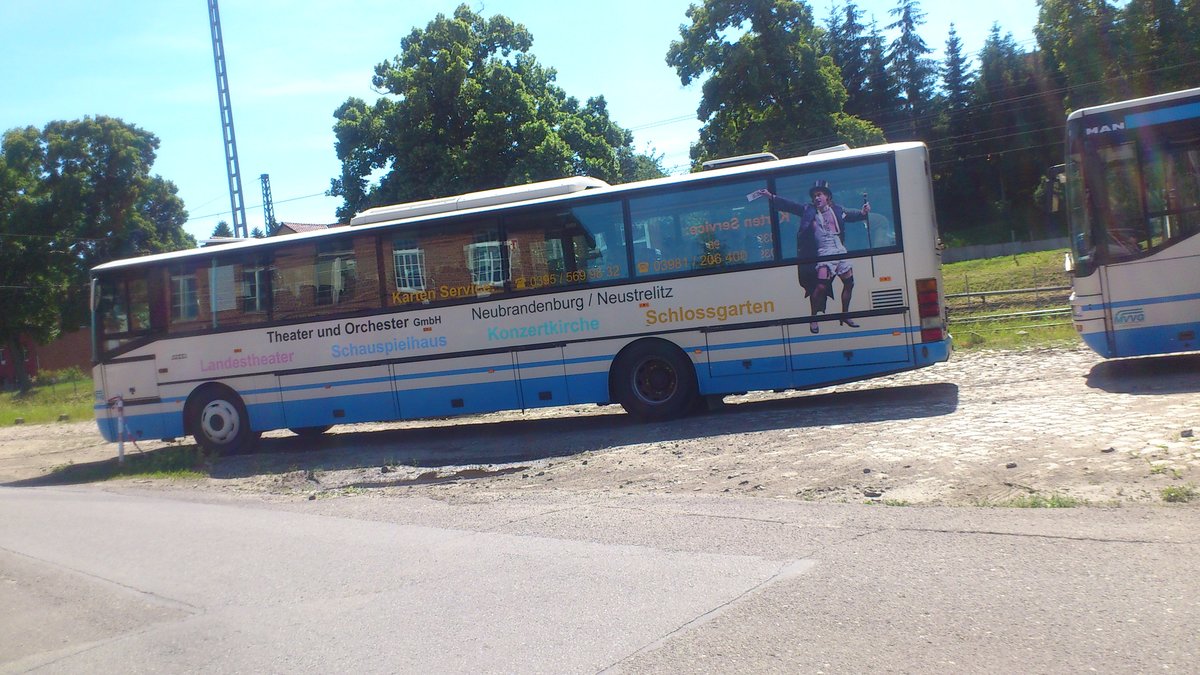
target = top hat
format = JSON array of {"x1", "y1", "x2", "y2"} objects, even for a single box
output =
[{"x1": 809, "y1": 180, "x2": 833, "y2": 199}]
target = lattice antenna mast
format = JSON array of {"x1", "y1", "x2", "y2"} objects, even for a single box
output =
[
  {"x1": 208, "y1": 0, "x2": 248, "y2": 238},
  {"x1": 260, "y1": 174, "x2": 277, "y2": 235}
]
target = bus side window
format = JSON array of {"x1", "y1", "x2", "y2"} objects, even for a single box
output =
[
  {"x1": 504, "y1": 201, "x2": 627, "y2": 289},
  {"x1": 774, "y1": 162, "x2": 896, "y2": 260},
  {"x1": 630, "y1": 180, "x2": 771, "y2": 277}
]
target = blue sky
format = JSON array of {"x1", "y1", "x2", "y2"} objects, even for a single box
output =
[{"x1": 1, "y1": 1, "x2": 1040, "y2": 241}]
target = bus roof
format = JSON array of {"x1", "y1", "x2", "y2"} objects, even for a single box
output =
[
  {"x1": 1067, "y1": 86, "x2": 1200, "y2": 121},
  {"x1": 349, "y1": 176, "x2": 610, "y2": 226},
  {"x1": 91, "y1": 141, "x2": 924, "y2": 274}
]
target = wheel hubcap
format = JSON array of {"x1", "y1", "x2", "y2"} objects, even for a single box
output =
[
  {"x1": 200, "y1": 399, "x2": 240, "y2": 445},
  {"x1": 633, "y1": 358, "x2": 677, "y2": 404}
]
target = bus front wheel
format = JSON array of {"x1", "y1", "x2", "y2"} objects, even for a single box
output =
[
  {"x1": 612, "y1": 341, "x2": 698, "y2": 421},
  {"x1": 187, "y1": 386, "x2": 256, "y2": 454}
]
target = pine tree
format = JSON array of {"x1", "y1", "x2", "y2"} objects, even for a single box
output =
[
  {"x1": 861, "y1": 20, "x2": 899, "y2": 135},
  {"x1": 825, "y1": 3, "x2": 871, "y2": 119},
  {"x1": 886, "y1": 0, "x2": 937, "y2": 140},
  {"x1": 211, "y1": 221, "x2": 235, "y2": 238},
  {"x1": 929, "y1": 23, "x2": 978, "y2": 227}
]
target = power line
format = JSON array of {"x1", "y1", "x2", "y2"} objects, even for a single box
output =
[{"x1": 187, "y1": 190, "x2": 330, "y2": 222}]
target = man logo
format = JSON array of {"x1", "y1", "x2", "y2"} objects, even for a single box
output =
[
  {"x1": 1086, "y1": 122, "x2": 1126, "y2": 135},
  {"x1": 1114, "y1": 308, "x2": 1145, "y2": 324}
]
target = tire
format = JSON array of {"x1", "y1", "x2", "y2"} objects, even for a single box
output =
[
  {"x1": 188, "y1": 387, "x2": 255, "y2": 454},
  {"x1": 289, "y1": 425, "x2": 332, "y2": 438},
  {"x1": 611, "y1": 340, "x2": 698, "y2": 421}
]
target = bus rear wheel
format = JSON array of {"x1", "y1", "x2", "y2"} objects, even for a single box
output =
[
  {"x1": 188, "y1": 387, "x2": 256, "y2": 454},
  {"x1": 612, "y1": 341, "x2": 698, "y2": 421}
]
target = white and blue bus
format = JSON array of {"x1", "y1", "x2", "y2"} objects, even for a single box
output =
[
  {"x1": 1064, "y1": 86, "x2": 1200, "y2": 358},
  {"x1": 91, "y1": 142, "x2": 951, "y2": 453}
]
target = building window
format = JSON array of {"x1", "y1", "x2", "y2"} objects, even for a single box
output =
[
  {"x1": 170, "y1": 273, "x2": 199, "y2": 321},
  {"x1": 465, "y1": 234, "x2": 506, "y2": 287},
  {"x1": 242, "y1": 266, "x2": 270, "y2": 313},
  {"x1": 315, "y1": 240, "x2": 357, "y2": 305},
  {"x1": 392, "y1": 239, "x2": 427, "y2": 292}
]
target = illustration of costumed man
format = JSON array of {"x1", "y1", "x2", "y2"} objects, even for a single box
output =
[{"x1": 757, "y1": 180, "x2": 870, "y2": 333}]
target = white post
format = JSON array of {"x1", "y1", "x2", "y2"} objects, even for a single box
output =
[{"x1": 111, "y1": 397, "x2": 125, "y2": 464}]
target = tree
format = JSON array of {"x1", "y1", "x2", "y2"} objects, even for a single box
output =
[
  {"x1": 211, "y1": 221, "x2": 235, "y2": 238},
  {"x1": 1035, "y1": 0, "x2": 1124, "y2": 108},
  {"x1": 886, "y1": 0, "x2": 938, "y2": 140},
  {"x1": 824, "y1": 2, "x2": 872, "y2": 120},
  {"x1": 930, "y1": 24, "x2": 977, "y2": 226},
  {"x1": 860, "y1": 20, "x2": 899, "y2": 133},
  {"x1": 330, "y1": 5, "x2": 661, "y2": 221},
  {"x1": 940, "y1": 24, "x2": 974, "y2": 118},
  {"x1": 0, "y1": 118, "x2": 193, "y2": 389},
  {"x1": 667, "y1": 0, "x2": 881, "y2": 162},
  {"x1": 953, "y1": 26, "x2": 1062, "y2": 240},
  {"x1": 1115, "y1": 0, "x2": 1188, "y2": 93}
]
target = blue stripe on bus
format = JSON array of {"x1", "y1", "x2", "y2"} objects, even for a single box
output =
[
  {"x1": 1081, "y1": 319, "x2": 1200, "y2": 358},
  {"x1": 1125, "y1": 101, "x2": 1200, "y2": 128},
  {"x1": 1080, "y1": 290, "x2": 1200, "y2": 313},
  {"x1": 788, "y1": 325, "x2": 918, "y2": 344},
  {"x1": 96, "y1": 334, "x2": 953, "y2": 442}
]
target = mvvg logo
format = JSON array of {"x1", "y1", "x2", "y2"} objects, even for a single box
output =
[{"x1": 1114, "y1": 308, "x2": 1146, "y2": 325}]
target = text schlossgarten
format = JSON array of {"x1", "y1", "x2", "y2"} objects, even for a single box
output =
[{"x1": 472, "y1": 297, "x2": 599, "y2": 341}]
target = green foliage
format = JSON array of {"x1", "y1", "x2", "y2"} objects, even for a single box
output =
[
  {"x1": 1160, "y1": 484, "x2": 1198, "y2": 503},
  {"x1": 981, "y1": 493, "x2": 1085, "y2": 508},
  {"x1": 823, "y1": 2, "x2": 871, "y2": 119},
  {"x1": 211, "y1": 221, "x2": 235, "y2": 238},
  {"x1": 666, "y1": 0, "x2": 872, "y2": 163},
  {"x1": 1035, "y1": 0, "x2": 1200, "y2": 109},
  {"x1": 330, "y1": 4, "x2": 663, "y2": 220},
  {"x1": 885, "y1": 0, "x2": 938, "y2": 140},
  {"x1": 0, "y1": 118, "x2": 195, "y2": 377}
]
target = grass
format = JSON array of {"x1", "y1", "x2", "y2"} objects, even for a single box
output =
[
  {"x1": 943, "y1": 249, "x2": 1082, "y2": 352},
  {"x1": 1161, "y1": 484, "x2": 1198, "y2": 503},
  {"x1": 978, "y1": 493, "x2": 1086, "y2": 508},
  {"x1": 47, "y1": 445, "x2": 211, "y2": 483},
  {"x1": 0, "y1": 368, "x2": 97, "y2": 426}
]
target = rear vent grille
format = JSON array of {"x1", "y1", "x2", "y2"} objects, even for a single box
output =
[{"x1": 871, "y1": 288, "x2": 905, "y2": 309}]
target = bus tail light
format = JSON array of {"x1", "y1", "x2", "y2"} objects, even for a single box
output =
[{"x1": 916, "y1": 277, "x2": 944, "y2": 342}]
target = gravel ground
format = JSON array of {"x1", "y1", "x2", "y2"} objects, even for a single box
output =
[{"x1": 3, "y1": 346, "x2": 1199, "y2": 506}]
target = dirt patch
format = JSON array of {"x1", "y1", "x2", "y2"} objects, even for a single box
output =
[{"x1": 3, "y1": 347, "x2": 1199, "y2": 506}]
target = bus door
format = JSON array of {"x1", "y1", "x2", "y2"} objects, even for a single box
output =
[
  {"x1": 1100, "y1": 256, "x2": 1176, "y2": 357},
  {"x1": 99, "y1": 354, "x2": 163, "y2": 440},
  {"x1": 514, "y1": 346, "x2": 570, "y2": 409}
]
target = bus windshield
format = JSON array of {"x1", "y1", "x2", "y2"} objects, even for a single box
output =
[
  {"x1": 1063, "y1": 86, "x2": 1200, "y2": 359},
  {"x1": 1066, "y1": 93, "x2": 1200, "y2": 277}
]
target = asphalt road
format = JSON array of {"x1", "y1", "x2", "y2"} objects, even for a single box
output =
[{"x1": 2, "y1": 485, "x2": 1198, "y2": 673}]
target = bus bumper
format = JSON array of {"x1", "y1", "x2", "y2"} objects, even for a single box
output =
[{"x1": 914, "y1": 337, "x2": 952, "y2": 366}]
